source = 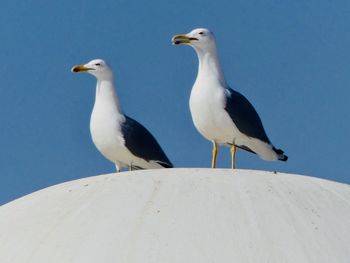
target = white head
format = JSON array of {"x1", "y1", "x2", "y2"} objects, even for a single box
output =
[
  {"x1": 71, "y1": 59, "x2": 113, "y2": 80},
  {"x1": 172, "y1": 28, "x2": 217, "y2": 52}
]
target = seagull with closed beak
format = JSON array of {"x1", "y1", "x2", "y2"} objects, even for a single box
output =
[
  {"x1": 172, "y1": 28, "x2": 287, "y2": 169},
  {"x1": 72, "y1": 59, "x2": 173, "y2": 172}
]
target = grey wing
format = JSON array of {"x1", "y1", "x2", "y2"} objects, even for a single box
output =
[
  {"x1": 121, "y1": 116, "x2": 173, "y2": 168},
  {"x1": 224, "y1": 88, "x2": 270, "y2": 144}
]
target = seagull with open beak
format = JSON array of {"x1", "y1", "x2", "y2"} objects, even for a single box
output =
[{"x1": 172, "y1": 28, "x2": 287, "y2": 169}]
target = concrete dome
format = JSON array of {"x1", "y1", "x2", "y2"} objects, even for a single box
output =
[{"x1": 0, "y1": 169, "x2": 349, "y2": 263}]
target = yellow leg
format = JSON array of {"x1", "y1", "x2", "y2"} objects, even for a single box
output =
[
  {"x1": 212, "y1": 142, "x2": 218, "y2": 168},
  {"x1": 129, "y1": 165, "x2": 133, "y2": 171},
  {"x1": 231, "y1": 144, "x2": 236, "y2": 170}
]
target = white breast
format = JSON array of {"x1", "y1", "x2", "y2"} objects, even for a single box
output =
[
  {"x1": 189, "y1": 81, "x2": 279, "y2": 160},
  {"x1": 90, "y1": 89, "x2": 164, "y2": 169},
  {"x1": 189, "y1": 81, "x2": 239, "y2": 144},
  {"x1": 90, "y1": 104, "x2": 127, "y2": 164}
]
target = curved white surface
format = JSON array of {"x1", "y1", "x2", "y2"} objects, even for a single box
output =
[{"x1": 0, "y1": 169, "x2": 349, "y2": 263}]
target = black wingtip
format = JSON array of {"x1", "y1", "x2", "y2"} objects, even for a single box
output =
[
  {"x1": 279, "y1": 155, "x2": 288, "y2": 162},
  {"x1": 157, "y1": 161, "x2": 173, "y2": 168},
  {"x1": 273, "y1": 147, "x2": 288, "y2": 162}
]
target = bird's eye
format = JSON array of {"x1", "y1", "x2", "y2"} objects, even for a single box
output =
[
  {"x1": 95, "y1": 63, "x2": 101, "y2": 66},
  {"x1": 199, "y1": 32, "x2": 204, "y2": 35}
]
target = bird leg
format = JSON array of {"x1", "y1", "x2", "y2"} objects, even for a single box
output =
[
  {"x1": 115, "y1": 164, "x2": 121, "y2": 174},
  {"x1": 231, "y1": 144, "x2": 236, "y2": 170},
  {"x1": 129, "y1": 165, "x2": 133, "y2": 172},
  {"x1": 212, "y1": 142, "x2": 218, "y2": 168}
]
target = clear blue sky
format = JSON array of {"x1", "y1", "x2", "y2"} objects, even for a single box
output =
[{"x1": 1, "y1": 0, "x2": 349, "y2": 204}]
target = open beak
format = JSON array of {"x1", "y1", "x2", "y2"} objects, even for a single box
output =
[
  {"x1": 71, "y1": 65, "x2": 94, "y2": 73},
  {"x1": 172, "y1": 34, "x2": 198, "y2": 45}
]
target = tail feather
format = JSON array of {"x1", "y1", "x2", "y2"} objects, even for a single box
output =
[{"x1": 273, "y1": 147, "x2": 288, "y2": 161}]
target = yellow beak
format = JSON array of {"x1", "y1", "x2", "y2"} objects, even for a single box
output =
[
  {"x1": 172, "y1": 34, "x2": 194, "y2": 45},
  {"x1": 71, "y1": 65, "x2": 92, "y2": 73}
]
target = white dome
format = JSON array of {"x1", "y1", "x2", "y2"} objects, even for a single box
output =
[{"x1": 0, "y1": 169, "x2": 349, "y2": 263}]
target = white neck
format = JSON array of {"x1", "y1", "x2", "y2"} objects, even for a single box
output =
[
  {"x1": 194, "y1": 45, "x2": 227, "y2": 88},
  {"x1": 94, "y1": 77, "x2": 123, "y2": 115}
]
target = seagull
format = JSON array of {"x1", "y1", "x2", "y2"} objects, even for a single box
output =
[
  {"x1": 172, "y1": 28, "x2": 287, "y2": 169},
  {"x1": 71, "y1": 59, "x2": 173, "y2": 172}
]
